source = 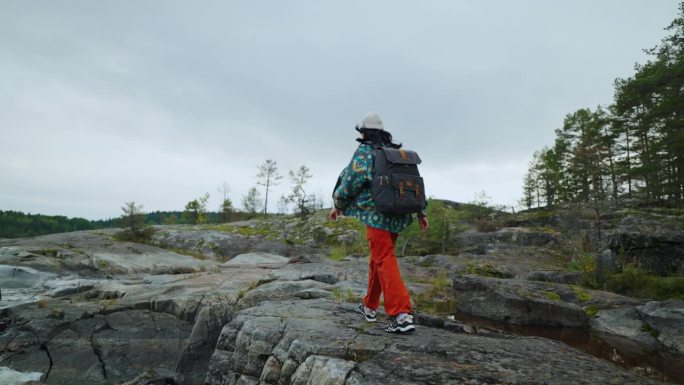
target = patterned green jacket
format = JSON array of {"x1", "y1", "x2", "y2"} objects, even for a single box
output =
[{"x1": 333, "y1": 143, "x2": 417, "y2": 234}]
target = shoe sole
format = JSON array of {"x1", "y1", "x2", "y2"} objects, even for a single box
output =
[{"x1": 385, "y1": 324, "x2": 415, "y2": 333}]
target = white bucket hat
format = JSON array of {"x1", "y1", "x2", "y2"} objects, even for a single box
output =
[{"x1": 356, "y1": 112, "x2": 384, "y2": 131}]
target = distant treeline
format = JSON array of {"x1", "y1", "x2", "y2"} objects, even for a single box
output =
[
  {"x1": 0, "y1": 211, "x2": 107, "y2": 238},
  {"x1": 522, "y1": 4, "x2": 684, "y2": 209},
  {"x1": 0, "y1": 210, "x2": 261, "y2": 239}
]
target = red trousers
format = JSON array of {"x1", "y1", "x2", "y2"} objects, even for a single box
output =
[{"x1": 363, "y1": 226, "x2": 412, "y2": 317}]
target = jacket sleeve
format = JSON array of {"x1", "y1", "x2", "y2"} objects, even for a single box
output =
[{"x1": 333, "y1": 147, "x2": 371, "y2": 210}]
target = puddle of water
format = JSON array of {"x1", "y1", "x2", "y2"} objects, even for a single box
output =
[{"x1": 450, "y1": 311, "x2": 684, "y2": 384}]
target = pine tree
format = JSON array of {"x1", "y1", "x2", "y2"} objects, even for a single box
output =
[
  {"x1": 256, "y1": 160, "x2": 283, "y2": 215},
  {"x1": 287, "y1": 165, "x2": 313, "y2": 217}
]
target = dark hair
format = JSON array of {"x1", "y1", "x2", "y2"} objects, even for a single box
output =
[{"x1": 356, "y1": 128, "x2": 402, "y2": 149}]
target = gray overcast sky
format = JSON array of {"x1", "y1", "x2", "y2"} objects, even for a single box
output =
[{"x1": 0, "y1": 1, "x2": 679, "y2": 219}]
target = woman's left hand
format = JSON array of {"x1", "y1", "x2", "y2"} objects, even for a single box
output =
[{"x1": 329, "y1": 208, "x2": 341, "y2": 221}]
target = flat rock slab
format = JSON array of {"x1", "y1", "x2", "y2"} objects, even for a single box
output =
[
  {"x1": 205, "y1": 299, "x2": 662, "y2": 385},
  {"x1": 0, "y1": 366, "x2": 42, "y2": 385},
  {"x1": 224, "y1": 252, "x2": 290, "y2": 266},
  {"x1": 453, "y1": 275, "x2": 590, "y2": 327},
  {"x1": 0, "y1": 232, "x2": 217, "y2": 275},
  {"x1": 0, "y1": 265, "x2": 56, "y2": 289}
]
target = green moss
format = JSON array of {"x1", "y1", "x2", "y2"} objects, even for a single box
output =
[
  {"x1": 584, "y1": 305, "x2": 599, "y2": 318},
  {"x1": 328, "y1": 247, "x2": 348, "y2": 261},
  {"x1": 571, "y1": 285, "x2": 593, "y2": 302},
  {"x1": 167, "y1": 247, "x2": 207, "y2": 260},
  {"x1": 100, "y1": 298, "x2": 118, "y2": 307},
  {"x1": 214, "y1": 224, "x2": 274, "y2": 237},
  {"x1": 464, "y1": 262, "x2": 509, "y2": 278},
  {"x1": 531, "y1": 226, "x2": 560, "y2": 235},
  {"x1": 541, "y1": 291, "x2": 561, "y2": 301},
  {"x1": 236, "y1": 279, "x2": 264, "y2": 302},
  {"x1": 35, "y1": 248, "x2": 59, "y2": 257},
  {"x1": 49, "y1": 308, "x2": 64, "y2": 319},
  {"x1": 640, "y1": 322, "x2": 660, "y2": 338}
]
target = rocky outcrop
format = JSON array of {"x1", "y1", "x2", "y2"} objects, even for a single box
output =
[
  {"x1": 205, "y1": 299, "x2": 662, "y2": 385},
  {"x1": 0, "y1": 232, "x2": 217, "y2": 276},
  {"x1": 608, "y1": 216, "x2": 684, "y2": 275},
  {"x1": 0, "y1": 303, "x2": 193, "y2": 385},
  {"x1": 452, "y1": 275, "x2": 590, "y2": 327},
  {"x1": 150, "y1": 225, "x2": 326, "y2": 262},
  {"x1": 521, "y1": 270, "x2": 582, "y2": 285},
  {"x1": 452, "y1": 227, "x2": 560, "y2": 254},
  {"x1": 1, "y1": 221, "x2": 682, "y2": 385}
]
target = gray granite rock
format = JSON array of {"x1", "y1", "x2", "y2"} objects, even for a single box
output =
[
  {"x1": 205, "y1": 299, "x2": 662, "y2": 385},
  {"x1": 521, "y1": 270, "x2": 582, "y2": 285},
  {"x1": 0, "y1": 367, "x2": 43, "y2": 385},
  {"x1": 0, "y1": 265, "x2": 56, "y2": 289},
  {"x1": 175, "y1": 303, "x2": 234, "y2": 385},
  {"x1": 453, "y1": 275, "x2": 590, "y2": 327},
  {"x1": 223, "y1": 252, "x2": 290, "y2": 266},
  {"x1": 591, "y1": 307, "x2": 661, "y2": 354},
  {"x1": 608, "y1": 216, "x2": 684, "y2": 275},
  {"x1": 237, "y1": 280, "x2": 331, "y2": 309},
  {"x1": 638, "y1": 300, "x2": 684, "y2": 353}
]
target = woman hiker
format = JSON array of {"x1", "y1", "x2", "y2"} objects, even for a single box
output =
[{"x1": 329, "y1": 112, "x2": 429, "y2": 334}]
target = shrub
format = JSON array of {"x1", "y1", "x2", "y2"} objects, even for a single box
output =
[
  {"x1": 114, "y1": 226, "x2": 156, "y2": 243},
  {"x1": 331, "y1": 288, "x2": 359, "y2": 304},
  {"x1": 473, "y1": 217, "x2": 502, "y2": 232},
  {"x1": 400, "y1": 199, "x2": 470, "y2": 255},
  {"x1": 606, "y1": 263, "x2": 684, "y2": 300},
  {"x1": 413, "y1": 271, "x2": 457, "y2": 314},
  {"x1": 328, "y1": 241, "x2": 368, "y2": 261}
]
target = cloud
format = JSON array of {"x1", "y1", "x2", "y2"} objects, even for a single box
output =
[{"x1": 0, "y1": 0, "x2": 679, "y2": 218}]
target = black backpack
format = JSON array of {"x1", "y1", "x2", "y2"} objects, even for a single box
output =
[{"x1": 372, "y1": 146, "x2": 426, "y2": 215}]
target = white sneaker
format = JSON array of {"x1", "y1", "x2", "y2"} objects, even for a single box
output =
[
  {"x1": 385, "y1": 314, "x2": 415, "y2": 333},
  {"x1": 355, "y1": 303, "x2": 377, "y2": 323}
]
